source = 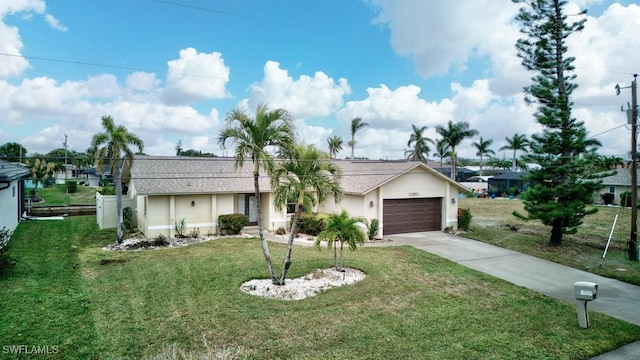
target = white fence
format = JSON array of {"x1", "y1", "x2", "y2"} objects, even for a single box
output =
[{"x1": 96, "y1": 193, "x2": 134, "y2": 229}]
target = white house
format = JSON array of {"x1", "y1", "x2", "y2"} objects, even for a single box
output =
[{"x1": 0, "y1": 161, "x2": 30, "y2": 233}]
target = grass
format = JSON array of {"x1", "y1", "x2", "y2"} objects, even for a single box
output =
[
  {"x1": 1, "y1": 216, "x2": 640, "y2": 359},
  {"x1": 459, "y1": 197, "x2": 640, "y2": 286},
  {"x1": 31, "y1": 184, "x2": 99, "y2": 206}
]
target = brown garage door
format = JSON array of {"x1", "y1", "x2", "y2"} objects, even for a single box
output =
[{"x1": 383, "y1": 198, "x2": 442, "y2": 234}]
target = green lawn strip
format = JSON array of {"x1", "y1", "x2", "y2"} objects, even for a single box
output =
[
  {"x1": 80, "y1": 240, "x2": 640, "y2": 359},
  {"x1": 0, "y1": 216, "x2": 110, "y2": 359}
]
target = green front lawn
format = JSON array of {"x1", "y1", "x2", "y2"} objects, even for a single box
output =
[
  {"x1": 31, "y1": 183, "x2": 99, "y2": 206},
  {"x1": 1, "y1": 216, "x2": 640, "y2": 359}
]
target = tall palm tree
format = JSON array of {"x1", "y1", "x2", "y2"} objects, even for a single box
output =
[
  {"x1": 499, "y1": 133, "x2": 529, "y2": 172},
  {"x1": 327, "y1": 135, "x2": 344, "y2": 159},
  {"x1": 218, "y1": 102, "x2": 295, "y2": 285},
  {"x1": 435, "y1": 120, "x2": 479, "y2": 180},
  {"x1": 472, "y1": 137, "x2": 495, "y2": 176},
  {"x1": 433, "y1": 138, "x2": 451, "y2": 167},
  {"x1": 315, "y1": 209, "x2": 366, "y2": 272},
  {"x1": 348, "y1": 117, "x2": 368, "y2": 159},
  {"x1": 272, "y1": 144, "x2": 343, "y2": 284},
  {"x1": 91, "y1": 115, "x2": 144, "y2": 244},
  {"x1": 405, "y1": 124, "x2": 434, "y2": 162}
]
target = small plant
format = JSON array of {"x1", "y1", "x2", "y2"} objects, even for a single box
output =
[
  {"x1": 275, "y1": 227, "x2": 286, "y2": 235},
  {"x1": 458, "y1": 208, "x2": 472, "y2": 231},
  {"x1": 367, "y1": 218, "x2": 380, "y2": 240},
  {"x1": 621, "y1": 192, "x2": 632, "y2": 207},
  {"x1": 175, "y1": 218, "x2": 187, "y2": 238},
  {"x1": 98, "y1": 186, "x2": 116, "y2": 195},
  {"x1": 188, "y1": 227, "x2": 200, "y2": 239},
  {"x1": 0, "y1": 227, "x2": 16, "y2": 272},
  {"x1": 218, "y1": 214, "x2": 249, "y2": 235}
]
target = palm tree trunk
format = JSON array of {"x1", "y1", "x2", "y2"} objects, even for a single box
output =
[
  {"x1": 279, "y1": 200, "x2": 303, "y2": 285},
  {"x1": 254, "y1": 171, "x2": 277, "y2": 284},
  {"x1": 333, "y1": 240, "x2": 338, "y2": 269},
  {"x1": 339, "y1": 242, "x2": 345, "y2": 272},
  {"x1": 114, "y1": 166, "x2": 124, "y2": 244},
  {"x1": 512, "y1": 149, "x2": 517, "y2": 172}
]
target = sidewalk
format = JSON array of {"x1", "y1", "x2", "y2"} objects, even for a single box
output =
[{"x1": 383, "y1": 231, "x2": 640, "y2": 360}]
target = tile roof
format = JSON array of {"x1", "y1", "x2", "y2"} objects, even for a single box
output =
[
  {"x1": 130, "y1": 156, "x2": 465, "y2": 195},
  {"x1": 0, "y1": 161, "x2": 30, "y2": 181}
]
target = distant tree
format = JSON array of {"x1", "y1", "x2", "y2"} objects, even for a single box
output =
[
  {"x1": 272, "y1": 144, "x2": 343, "y2": 284},
  {"x1": 315, "y1": 210, "x2": 366, "y2": 272},
  {"x1": 0, "y1": 142, "x2": 27, "y2": 163},
  {"x1": 91, "y1": 115, "x2": 144, "y2": 244},
  {"x1": 433, "y1": 138, "x2": 451, "y2": 167},
  {"x1": 512, "y1": 0, "x2": 603, "y2": 247},
  {"x1": 436, "y1": 120, "x2": 479, "y2": 180},
  {"x1": 499, "y1": 133, "x2": 530, "y2": 172},
  {"x1": 327, "y1": 135, "x2": 344, "y2": 159},
  {"x1": 348, "y1": 117, "x2": 369, "y2": 159},
  {"x1": 405, "y1": 124, "x2": 434, "y2": 162},
  {"x1": 175, "y1": 140, "x2": 183, "y2": 156},
  {"x1": 218, "y1": 102, "x2": 295, "y2": 285},
  {"x1": 472, "y1": 137, "x2": 495, "y2": 176},
  {"x1": 180, "y1": 149, "x2": 218, "y2": 157},
  {"x1": 25, "y1": 158, "x2": 56, "y2": 200},
  {"x1": 487, "y1": 157, "x2": 512, "y2": 171}
]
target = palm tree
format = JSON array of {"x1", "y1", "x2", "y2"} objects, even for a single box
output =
[
  {"x1": 272, "y1": 144, "x2": 343, "y2": 284},
  {"x1": 327, "y1": 135, "x2": 344, "y2": 159},
  {"x1": 472, "y1": 137, "x2": 495, "y2": 176},
  {"x1": 25, "y1": 158, "x2": 56, "y2": 200},
  {"x1": 499, "y1": 133, "x2": 529, "y2": 172},
  {"x1": 405, "y1": 124, "x2": 434, "y2": 162},
  {"x1": 218, "y1": 102, "x2": 295, "y2": 285},
  {"x1": 435, "y1": 120, "x2": 479, "y2": 180},
  {"x1": 433, "y1": 138, "x2": 451, "y2": 167},
  {"x1": 91, "y1": 115, "x2": 144, "y2": 244},
  {"x1": 315, "y1": 209, "x2": 366, "y2": 272},
  {"x1": 348, "y1": 117, "x2": 369, "y2": 159}
]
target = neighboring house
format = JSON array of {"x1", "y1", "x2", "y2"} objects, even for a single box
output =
[
  {"x1": 487, "y1": 172, "x2": 530, "y2": 196},
  {"x1": 594, "y1": 168, "x2": 636, "y2": 205},
  {"x1": 0, "y1": 161, "x2": 30, "y2": 232},
  {"x1": 127, "y1": 156, "x2": 468, "y2": 238}
]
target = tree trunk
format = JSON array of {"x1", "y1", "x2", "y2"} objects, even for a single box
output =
[
  {"x1": 254, "y1": 171, "x2": 277, "y2": 284},
  {"x1": 549, "y1": 220, "x2": 563, "y2": 247},
  {"x1": 512, "y1": 150, "x2": 517, "y2": 172},
  {"x1": 279, "y1": 199, "x2": 303, "y2": 285},
  {"x1": 339, "y1": 241, "x2": 345, "y2": 272},
  {"x1": 114, "y1": 166, "x2": 124, "y2": 244},
  {"x1": 333, "y1": 240, "x2": 338, "y2": 269}
]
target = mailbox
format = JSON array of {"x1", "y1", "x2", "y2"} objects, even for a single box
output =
[{"x1": 574, "y1": 281, "x2": 598, "y2": 301}]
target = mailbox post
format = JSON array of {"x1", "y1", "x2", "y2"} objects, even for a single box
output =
[{"x1": 574, "y1": 281, "x2": 598, "y2": 329}]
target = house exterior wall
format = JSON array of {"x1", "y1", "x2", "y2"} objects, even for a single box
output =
[
  {"x1": 0, "y1": 179, "x2": 22, "y2": 233},
  {"x1": 595, "y1": 185, "x2": 638, "y2": 205},
  {"x1": 138, "y1": 192, "x2": 289, "y2": 238}
]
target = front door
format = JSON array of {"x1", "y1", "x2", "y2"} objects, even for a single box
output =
[{"x1": 239, "y1": 193, "x2": 258, "y2": 225}]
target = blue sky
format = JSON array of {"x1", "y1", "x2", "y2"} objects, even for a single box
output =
[{"x1": 1, "y1": 0, "x2": 639, "y2": 160}]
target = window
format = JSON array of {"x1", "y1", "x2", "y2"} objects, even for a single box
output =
[
  {"x1": 286, "y1": 203, "x2": 296, "y2": 214},
  {"x1": 609, "y1": 186, "x2": 616, "y2": 194}
]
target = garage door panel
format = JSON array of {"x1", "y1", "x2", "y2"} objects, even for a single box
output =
[{"x1": 383, "y1": 198, "x2": 442, "y2": 235}]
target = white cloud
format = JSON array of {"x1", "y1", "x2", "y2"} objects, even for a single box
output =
[
  {"x1": 243, "y1": 61, "x2": 351, "y2": 119},
  {"x1": 162, "y1": 48, "x2": 231, "y2": 105},
  {"x1": 44, "y1": 13, "x2": 66, "y2": 31},
  {"x1": 369, "y1": 0, "x2": 520, "y2": 78}
]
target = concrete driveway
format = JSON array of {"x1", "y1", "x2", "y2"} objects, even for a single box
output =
[{"x1": 383, "y1": 231, "x2": 640, "y2": 327}]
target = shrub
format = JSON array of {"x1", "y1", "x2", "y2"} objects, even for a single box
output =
[
  {"x1": 218, "y1": 214, "x2": 249, "y2": 235},
  {"x1": 458, "y1": 208, "x2": 472, "y2": 231},
  {"x1": 601, "y1": 193, "x2": 615, "y2": 205},
  {"x1": 367, "y1": 218, "x2": 380, "y2": 240},
  {"x1": 275, "y1": 227, "x2": 286, "y2": 235},
  {"x1": 65, "y1": 179, "x2": 78, "y2": 193},
  {"x1": 0, "y1": 227, "x2": 16, "y2": 272},
  {"x1": 151, "y1": 234, "x2": 169, "y2": 246},
  {"x1": 123, "y1": 207, "x2": 135, "y2": 231},
  {"x1": 98, "y1": 186, "x2": 116, "y2": 195},
  {"x1": 297, "y1": 213, "x2": 326, "y2": 236},
  {"x1": 621, "y1": 192, "x2": 632, "y2": 207}
]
